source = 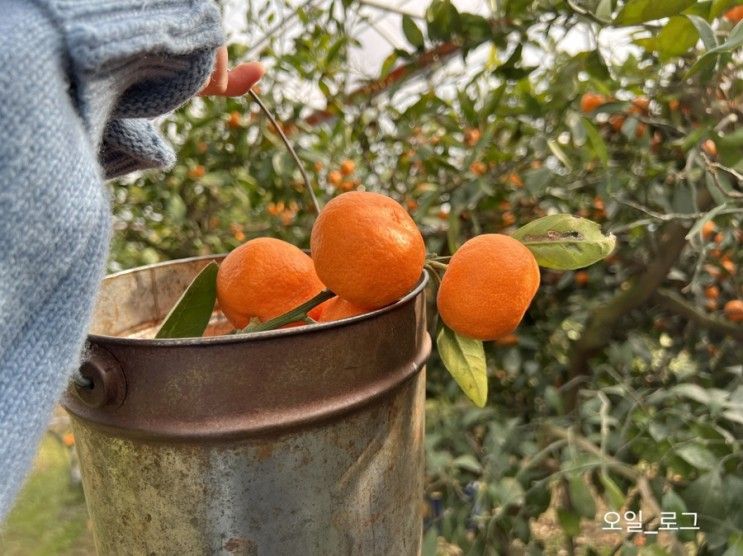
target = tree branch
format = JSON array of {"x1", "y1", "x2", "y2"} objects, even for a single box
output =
[
  {"x1": 654, "y1": 288, "x2": 743, "y2": 341},
  {"x1": 567, "y1": 218, "x2": 691, "y2": 384}
]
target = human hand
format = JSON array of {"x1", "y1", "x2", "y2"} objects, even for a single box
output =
[{"x1": 199, "y1": 47, "x2": 264, "y2": 97}]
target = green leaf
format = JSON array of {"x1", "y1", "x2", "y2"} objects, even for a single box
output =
[
  {"x1": 600, "y1": 472, "x2": 626, "y2": 511},
  {"x1": 491, "y1": 477, "x2": 525, "y2": 509},
  {"x1": 596, "y1": 0, "x2": 613, "y2": 20},
  {"x1": 426, "y1": 0, "x2": 461, "y2": 42},
  {"x1": 569, "y1": 475, "x2": 597, "y2": 519},
  {"x1": 436, "y1": 325, "x2": 488, "y2": 407},
  {"x1": 676, "y1": 444, "x2": 718, "y2": 470},
  {"x1": 616, "y1": 0, "x2": 696, "y2": 25},
  {"x1": 582, "y1": 118, "x2": 609, "y2": 167},
  {"x1": 155, "y1": 262, "x2": 218, "y2": 339},
  {"x1": 547, "y1": 139, "x2": 573, "y2": 170},
  {"x1": 687, "y1": 19, "x2": 743, "y2": 77},
  {"x1": 557, "y1": 508, "x2": 581, "y2": 537},
  {"x1": 657, "y1": 16, "x2": 700, "y2": 57},
  {"x1": 402, "y1": 15, "x2": 425, "y2": 49},
  {"x1": 687, "y1": 15, "x2": 718, "y2": 50},
  {"x1": 380, "y1": 52, "x2": 398, "y2": 78},
  {"x1": 512, "y1": 215, "x2": 617, "y2": 270},
  {"x1": 662, "y1": 488, "x2": 687, "y2": 516}
]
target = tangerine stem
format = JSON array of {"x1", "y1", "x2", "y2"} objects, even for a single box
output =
[
  {"x1": 426, "y1": 260, "x2": 449, "y2": 271},
  {"x1": 249, "y1": 89, "x2": 322, "y2": 215},
  {"x1": 243, "y1": 289, "x2": 334, "y2": 333}
]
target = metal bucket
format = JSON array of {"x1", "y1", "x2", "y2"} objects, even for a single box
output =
[{"x1": 62, "y1": 255, "x2": 430, "y2": 555}]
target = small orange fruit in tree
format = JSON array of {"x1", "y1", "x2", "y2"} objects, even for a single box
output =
[
  {"x1": 705, "y1": 285, "x2": 720, "y2": 300},
  {"x1": 437, "y1": 234, "x2": 540, "y2": 341},
  {"x1": 340, "y1": 159, "x2": 356, "y2": 176},
  {"x1": 506, "y1": 172, "x2": 524, "y2": 188},
  {"x1": 609, "y1": 114, "x2": 625, "y2": 132},
  {"x1": 311, "y1": 191, "x2": 425, "y2": 310},
  {"x1": 501, "y1": 211, "x2": 516, "y2": 227},
  {"x1": 339, "y1": 180, "x2": 356, "y2": 192},
  {"x1": 705, "y1": 264, "x2": 722, "y2": 280},
  {"x1": 715, "y1": 232, "x2": 724, "y2": 245},
  {"x1": 705, "y1": 298, "x2": 718, "y2": 312},
  {"x1": 327, "y1": 170, "x2": 342, "y2": 187},
  {"x1": 312, "y1": 296, "x2": 369, "y2": 323},
  {"x1": 314, "y1": 161, "x2": 324, "y2": 172},
  {"x1": 217, "y1": 238, "x2": 325, "y2": 329},
  {"x1": 635, "y1": 121, "x2": 647, "y2": 139},
  {"x1": 721, "y1": 256, "x2": 736, "y2": 275},
  {"x1": 464, "y1": 128, "x2": 481, "y2": 146},
  {"x1": 188, "y1": 165, "x2": 206, "y2": 179},
  {"x1": 702, "y1": 139, "x2": 718, "y2": 158},
  {"x1": 630, "y1": 97, "x2": 650, "y2": 114},
  {"x1": 724, "y1": 299, "x2": 743, "y2": 322},
  {"x1": 580, "y1": 92, "x2": 608, "y2": 113},
  {"x1": 470, "y1": 161, "x2": 487, "y2": 176},
  {"x1": 62, "y1": 433, "x2": 75, "y2": 447},
  {"x1": 574, "y1": 270, "x2": 589, "y2": 286},
  {"x1": 724, "y1": 6, "x2": 743, "y2": 23},
  {"x1": 668, "y1": 99, "x2": 680, "y2": 112},
  {"x1": 228, "y1": 111, "x2": 242, "y2": 128},
  {"x1": 702, "y1": 220, "x2": 716, "y2": 240},
  {"x1": 494, "y1": 333, "x2": 519, "y2": 347}
]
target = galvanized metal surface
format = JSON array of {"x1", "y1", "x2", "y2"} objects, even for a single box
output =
[{"x1": 62, "y1": 256, "x2": 430, "y2": 555}]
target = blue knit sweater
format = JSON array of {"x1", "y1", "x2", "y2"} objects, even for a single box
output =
[{"x1": 0, "y1": 0, "x2": 224, "y2": 519}]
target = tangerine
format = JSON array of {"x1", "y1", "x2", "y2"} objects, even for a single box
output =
[
  {"x1": 437, "y1": 234, "x2": 540, "y2": 341},
  {"x1": 724, "y1": 299, "x2": 743, "y2": 322},
  {"x1": 724, "y1": 6, "x2": 743, "y2": 23},
  {"x1": 702, "y1": 220, "x2": 716, "y2": 240},
  {"x1": 217, "y1": 238, "x2": 324, "y2": 328},
  {"x1": 311, "y1": 191, "x2": 425, "y2": 309},
  {"x1": 580, "y1": 92, "x2": 608, "y2": 113},
  {"x1": 328, "y1": 170, "x2": 342, "y2": 186},
  {"x1": 340, "y1": 159, "x2": 356, "y2": 176},
  {"x1": 313, "y1": 296, "x2": 369, "y2": 322}
]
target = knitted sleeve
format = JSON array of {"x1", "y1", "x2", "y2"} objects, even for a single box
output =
[{"x1": 0, "y1": 0, "x2": 223, "y2": 519}]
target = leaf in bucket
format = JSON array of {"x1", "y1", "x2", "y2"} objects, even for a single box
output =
[
  {"x1": 512, "y1": 214, "x2": 616, "y2": 270},
  {"x1": 436, "y1": 325, "x2": 487, "y2": 407},
  {"x1": 155, "y1": 262, "x2": 218, "y2": 339}
]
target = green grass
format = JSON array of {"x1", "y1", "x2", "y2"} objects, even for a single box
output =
[{"x1": 0, "y1": 435, "x2": 95, "y2": 555}]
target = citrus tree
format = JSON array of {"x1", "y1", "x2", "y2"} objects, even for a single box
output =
[{"x1": 109, "y1": 0, "x2": 743, "y2": 553}]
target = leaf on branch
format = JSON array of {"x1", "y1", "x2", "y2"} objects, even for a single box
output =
[
  {"x1": 155, "y1": 261, "x2": 218, "y2": 339},
  {"x1": 436, "y1": 325, "x2": 487, "y2": 407},
  {"x1": 687, "y1": 19, "x2": 743, "y2": 77},
  {"x1": 512, "y1": 214, "x2": 616, "y2": 270},
  {"x1": 402, "y1": 15, "x2": 425, "y2": 49},
  {"x1": 616, "y1": 0, "x2": 696, "y2": 25}
]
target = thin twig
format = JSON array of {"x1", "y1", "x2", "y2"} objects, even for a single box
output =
[
  {"x1": 654, "y1": 288, "x2": 743, "y2": 341},
  {"x1": 249, "y1": 90, "x2": 322, "y2": 215}
]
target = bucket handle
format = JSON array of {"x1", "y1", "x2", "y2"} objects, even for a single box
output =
[{"x1": 73, "y1": 346, "x2": 126, "y2": 408}]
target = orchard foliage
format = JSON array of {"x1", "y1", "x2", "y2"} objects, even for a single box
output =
[{"x1": 110, "y1": 0, "x2": 743, "y2": 553}]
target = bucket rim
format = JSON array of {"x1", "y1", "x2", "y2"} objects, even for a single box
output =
[{"x1": 90, "y1": 254, "x2": 429, "y2": 346}]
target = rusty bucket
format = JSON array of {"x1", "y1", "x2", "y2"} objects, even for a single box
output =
[{"x1": 62, "y1": 255, "x2": 430, "y2": 555}]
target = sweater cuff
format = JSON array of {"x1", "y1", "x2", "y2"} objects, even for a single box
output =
[
  {"x1": 39, "y1": 0, "x2": 224, "y2": 147},
  {"x1": 100, "y1": 119, "x2": 176, "y2": 179},
  {"x1": 51, "y1": 1, "x2": 224, "y2": 72}
]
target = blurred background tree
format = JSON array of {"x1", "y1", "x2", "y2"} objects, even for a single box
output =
[{"x1": 21, "y1": 0, "x2": 743, "y2": 554}]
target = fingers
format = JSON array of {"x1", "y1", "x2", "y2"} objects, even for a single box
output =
[
  {"x1": 223, "y1": 62, "x2": 265, "y2": 96},
  {"x1": 198, "y1": 47, "x2": 265, "y2": 97},
  {"x1": 199, "y1": 47, "x2": 229, "y2": 96}
]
